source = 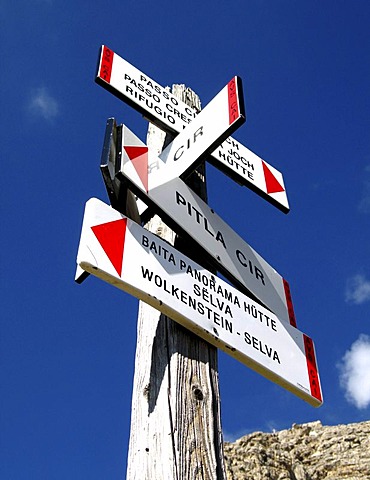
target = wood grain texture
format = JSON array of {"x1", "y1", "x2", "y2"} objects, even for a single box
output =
[{"x1": 126, "y1": 86, "x2": 226, "y2": 480}]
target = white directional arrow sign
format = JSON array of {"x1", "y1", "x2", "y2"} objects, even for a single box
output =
[
  {"x1": 156, "y1": 76, "x2": 245, "y2": 184},
  {"x1": 76, "y1": 197, "x2": 322, "y2": 407},
  {"x1": 96, "y1": 45, "x2": 290, "y2": 213},
  {"x1": 113, "y1": 122, "x2": 297, "y2": 327}
]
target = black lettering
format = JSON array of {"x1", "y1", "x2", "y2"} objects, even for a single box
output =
[
  {"x1": 225, "y1": 305, "x2": 233, "y2": 317},
  {"x1": 186, "y1": 264, "x2": 194, "y2": 277},
  {"x1": 192, "y1": 206, "x2": 203, "y2": 224},
  {"x1": 194, "y1": 126, "x2": 203, "y2": 142},
  {"x1": 223, "y1": 289, "x2": 232, "y2": 303},
  {"x1": 219, "y1": 151, "x2": 227, "y2": 162},
  {"x1": 142, "y1": 235, "x2": 149, "y2": 248},
  {"x1": 189, "y1": 296, "x2": 196, "y2": 310},
  {"x1": 172, "y1": 107, "x2": 180, "y2": 118},
  {"x1": 149, "y1": 241, "x2": 157, "y2": 255},
  {"x1": 215, "y1": 231, "x2": 226, "y2": 249},
  {"x1": 231, "y1": 139, "x2": 239, "y2": 150},
  {"x1": 201, "y1": 274, "x2": 209, "y2": 287},
  {"x1": 225, "y1": 319, "x2": 233, "y2": 333},
  {"x1": 180, "y1": 290, "x2": 187, "y2": 304},
  {"x1": 202, "y1": 287, "x2": 209, "y2": 303},
  {"x1": 264, "y1": 344, "x2": 272, "y2": 357},
  {"x1": 197, "y1": 302, "x2": 204, "y2": 315},
  {"x1": 176, "y1": 191, "x2": 186, "y2": 207},
  {"x1": 236, "y1": 250, "x2": 265, "y2": 285},
  {"x1": 204, "y1": 218, "x2": 214, "y2": 237},
  {"x1": 154, "y1": 105, "x2": 162, "y2": 116},
  {"x1": 174, "y1": 146, "x2": 184, "y2": 161},
  {"x1": 244, "y1": 331, "x2": 251, "y2": 344},
  {"x1": 236, "y1": 249, "x2": 247, "y2": 267},
  {"x1": 163, "y1": 279, "x2": 171, "y2": 294},
  {"x1": 141, "y1": 267, "x2": 153, "y2": 281},
  {"x1": 255, "y1": 267, "x2": 265, "y2": 286}
]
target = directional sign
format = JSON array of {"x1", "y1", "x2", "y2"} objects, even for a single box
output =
[
  {"x1": 113, "y1": 122, "x2": 297, "y2": 327},
  {"x1": 76, "y1": 197, "x2": 322, "y2": 407},
  {"x1": 156, "y1": 76, "x2": 245, "y2": 184},
  {"x1": 96, "y1": 45, "x2": 290, "y2": 213}
]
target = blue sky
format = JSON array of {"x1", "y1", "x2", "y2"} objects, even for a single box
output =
[{"x1": 2, "y1": 0, "x2": 370, "y2": 478}]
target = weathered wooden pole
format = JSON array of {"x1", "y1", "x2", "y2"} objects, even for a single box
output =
[{"x1": 126, "y1": 86, "x2": 227, "y2": 479}]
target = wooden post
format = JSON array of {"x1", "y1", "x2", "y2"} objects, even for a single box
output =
[{"x1": 126, "y1": 86, "x2": 227, "y2": 479}]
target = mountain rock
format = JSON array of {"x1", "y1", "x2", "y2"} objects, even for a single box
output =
[{"x1": 224, "y1": 420, "x2": 370, "y2": 480}]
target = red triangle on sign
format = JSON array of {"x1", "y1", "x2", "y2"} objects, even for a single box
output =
[
  {"x1": 262, "y1": 161, "x2": 285, "y2": 194},
  {"x1": 124, "y1": 146, "x2": 149, "y2": 193},
  {"x1": 91, "y1": 218, "x2": 127, "y2": 277}
]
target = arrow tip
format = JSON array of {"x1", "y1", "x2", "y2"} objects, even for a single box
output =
[
  {"x1": 91, "y1": 218, "x2": 127, "y2": 276},
  {"x1": 262, "y1": 161, "x2": 285, "y2": 194},
  {"x1": 124, "y1": 146, "x2": 149, "y2": 193}
]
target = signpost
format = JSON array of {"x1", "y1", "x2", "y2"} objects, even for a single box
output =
[
  {"x1": 96, "y1": 45, "x2": 290, "y2": 213},
  {"x1": 113, "y1": 121, "x2": 297, "y2": 327},
  {"x1": 75, "y1": 46, "x2": 323, "y2": 480},
  {"x1": 76, "y1": 197, "x2": 322, "y2": 407}
]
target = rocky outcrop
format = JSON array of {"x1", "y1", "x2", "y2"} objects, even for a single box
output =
[{"x1": 224, "y1": 420, "x2": 370, "y2": 480}]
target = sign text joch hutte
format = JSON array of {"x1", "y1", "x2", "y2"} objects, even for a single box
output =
[
  {"x1": 96, "y1": 45, "x2": 290, "y2": 213},
  {"x1": 76, "y1": 198, "x2": 322, "y2": 407}
]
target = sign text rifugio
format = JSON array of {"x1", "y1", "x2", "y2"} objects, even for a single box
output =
[{"x1": 96, "y1": 45, "x2": 290, "y2": 213}]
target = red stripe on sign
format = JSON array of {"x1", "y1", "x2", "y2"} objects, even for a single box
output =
[
  {"x1": 283, "y1": 279, "x2": 297, "y2": 327},
  {"x1": 124, "y1": 146, "x2": 149, "y2": 193},
  {"x1": 262, "y1": 161, "x2": 285, "y2": 194},
  {"x1": 91, "y1": 218, "x2": 127, "y2": 276},
  {"x1": 227, "y1": 77, "x2": 239, "y2": 125},
  {"x1": 99, "y1": 46, "x2": 114, "y2": 83},
  {"x1": 303, "y1": 334, "x2": 322, "y2": 403}
]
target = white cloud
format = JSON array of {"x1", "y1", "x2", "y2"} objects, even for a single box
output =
[
  {"x1": 345, "y1": 274, "x2": 370, "y2": 305},
  {"x1": 338, "y1": 334, "x2": 370, "y2": 409},
  {"x1": 28, "y1": 87, "x2": 59, "y2": 121}
]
